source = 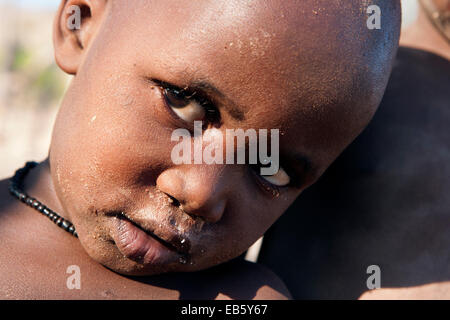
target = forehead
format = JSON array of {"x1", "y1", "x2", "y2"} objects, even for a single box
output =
[
  {"x1": 110, "y1": 1, "x2": 365, "y2": 105},
  {"x1": 102, "y1": 0, "x2": 372, "y2": 166}
]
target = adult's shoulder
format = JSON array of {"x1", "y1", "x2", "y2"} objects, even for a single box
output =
[
  {"x1": 158, "y1": 258, "x2": 292, "y2": 300},
  {"x1": 127, "y1": 258, "x2": 292, "y2": 300},
  {"x1": 258, "y1": 47, "x2": 450, "y2": 299},
  {"x1": 210, "y1": 259, "x2": 292, "y2": 300}
]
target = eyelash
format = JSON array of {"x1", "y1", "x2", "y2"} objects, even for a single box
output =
[
  {"x1": 153, "y1": 80, "x2": 287, "y2": 198},
  {"x1": 256, "y1": 172, "x2": 282, "y2": 198},
  {"x1": 250, "y1": 164, "x2": 286, "y2": 198},
  {"x1": 156, "y1": 81, "x2": 221, "y2": 127}
]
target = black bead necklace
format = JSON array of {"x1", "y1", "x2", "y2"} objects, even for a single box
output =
[{"x1": 9, "y1": 161, "x2": 78, "y2": 238}]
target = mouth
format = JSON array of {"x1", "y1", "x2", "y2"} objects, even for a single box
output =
[{"x1": 110, "y1": 212, "x2": 191, "y2": 265}]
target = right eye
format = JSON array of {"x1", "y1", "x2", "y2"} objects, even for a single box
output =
[{"x1": 163, "y1": 88, "x2": 206, "y2": 123}]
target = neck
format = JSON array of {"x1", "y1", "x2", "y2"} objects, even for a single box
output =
[{"x1": 23, "y1": 158, "x2": 70, "y2": 222}]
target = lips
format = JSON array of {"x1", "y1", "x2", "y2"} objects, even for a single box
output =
[{"x1": 110, "y1": 213, "x2": 190, "y2": 265}]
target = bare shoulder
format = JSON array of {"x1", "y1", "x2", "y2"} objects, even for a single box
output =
[
  {"x1": 0, "y1": 176, "x2": 290, "y2": 300},
  {"x1": 209, "y1": 259, "x2": 292, "y2": 300},
  {"x1": 359, "y1": 281, "x2": 450, "y2": 300}
]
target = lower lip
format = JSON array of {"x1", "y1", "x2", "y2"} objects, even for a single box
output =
[{"x1": 111, "y1": 217, "x2": 181, "y2": 265}]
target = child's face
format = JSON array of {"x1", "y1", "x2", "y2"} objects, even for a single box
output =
[{"x1": 50, "y1": 0, "x2": 398, "y2": 275}]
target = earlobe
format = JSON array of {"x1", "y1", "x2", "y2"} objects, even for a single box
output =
[{"x1": 53, "y1": 0, "x2": 107, "y2": 75}]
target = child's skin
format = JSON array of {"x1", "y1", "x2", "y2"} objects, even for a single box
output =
[{"x1": 0, "y1": 0, "x2": 400, "y2": 299}]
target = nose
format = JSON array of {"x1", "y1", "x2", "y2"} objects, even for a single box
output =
[{"x1": 156, "y1": 165, "x2": 230, "y2": 223}]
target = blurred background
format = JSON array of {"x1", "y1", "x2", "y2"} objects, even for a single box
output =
[
  {"x1": 0, "y1": 0, "x2": 67, "y2": 179},
  {"x1": 0, "y1": 0, "x2": 447, "y2": 179}
]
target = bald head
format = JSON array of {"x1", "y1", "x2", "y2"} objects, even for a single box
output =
[
  {"x1": 107, "y1": 0, "x2": 399, "y2": 124},
  {"x1": 56, "y1": 0, "x2": 401, "y2": 163},
  {"x1": 55, "y1": 0, "x2": 402, "y2": 170},
  {"x1": 51, "y1": 0, "x2": 402, "y2": 276}
]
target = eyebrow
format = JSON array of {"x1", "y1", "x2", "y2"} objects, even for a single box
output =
[
  {"x1": 188, "y1": 79, "x2": 247, "y2": 121},
  {"x1": 150, "y1": 68, "x2": 248, "y2": 121},
  {"x1": 172, "y1": 77, "x2": 247, "y2": 122}
]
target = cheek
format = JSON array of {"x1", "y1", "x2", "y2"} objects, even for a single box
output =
[
  {"x1": 51, "y1": 73, "x2": 177, "y2": 219},
  {"x1": 211, "y1": 193, "x2": 294, "y2": 257}
]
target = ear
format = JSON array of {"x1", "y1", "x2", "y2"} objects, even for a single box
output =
[{"x1": 53, "y1": 0, "x2": 108, "y2": 75}]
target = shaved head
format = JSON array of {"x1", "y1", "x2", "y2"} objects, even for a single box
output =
[
  {"x1": 52, "y1": 0, "x2": 401, "y2": 275},
  {"x1": 97, "y1": 0, "x2": 401, "y2": 163}
]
